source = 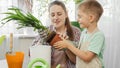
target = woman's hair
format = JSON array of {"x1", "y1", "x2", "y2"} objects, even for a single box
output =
[
  {"x1": 48, "y1": 0, "x2": 74, "y2": 40},
  {"x1": 78, "y1": 0, "x2": 103, "y2": 22}
]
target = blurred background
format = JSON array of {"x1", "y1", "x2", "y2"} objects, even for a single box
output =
[{"x1": 0, "y1": 0, "x2": 120, "y2": 68}]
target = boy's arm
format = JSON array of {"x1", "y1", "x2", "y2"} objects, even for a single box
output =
[
  {"x1": 54, "y1": 40, "x2": 96, "y2": 62},
  {"x1": 67, "y1": 44, "x2": 96, "y2": 62},
  {"x1": 54, "y1": 33, "x2": 105, "y2": 62}
]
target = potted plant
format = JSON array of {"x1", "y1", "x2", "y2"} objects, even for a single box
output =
[{"x1": 1, "y1": 6, "x2": 59, "y2": 45}]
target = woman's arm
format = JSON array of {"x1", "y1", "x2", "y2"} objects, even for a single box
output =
[
  {"x1": 64, "y1": 48, "x2": 76, "y2": 64},
  {"x1": 64, "y1": 26, "x2": 81, "y2": 63},
  {"x1": 62, "y1": 26, "x2": 81, "y2": 63}
]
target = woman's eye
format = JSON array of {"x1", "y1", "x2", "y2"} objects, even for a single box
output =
[
  {"x1": 51, "y1": 12, "x2": 62, "y2": 17},
  {"x1": 58, "y1": 13, "x2": 62, "y2": 16},
  {"x1": 51, "y1": 14, "x2": 55, "y2": 17}
]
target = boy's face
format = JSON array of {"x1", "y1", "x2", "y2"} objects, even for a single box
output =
[{"x1": 77, "y1": 9, "x2": 91, "y2": 28}]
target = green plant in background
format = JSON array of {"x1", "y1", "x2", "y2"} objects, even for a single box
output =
[
  {"x1": 32, "y1": 0, "x2": 49, "y2": 18},
  {"x1": 1, "y1": 6, "x2": 47, "y2": 31},
  {"x1": 74, "y1": 0, "x2": 83, "y2": 4},
  {"x1": 71, "y1": 21, "x2": 84, "y2": 31},
  {"x1": 0, "y1": 35, "x2": 6, "y2": 45}
]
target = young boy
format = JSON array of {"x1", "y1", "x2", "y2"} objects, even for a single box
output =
[{"x1": 54, "y1": 0, "x2": 105, "y2": 68}]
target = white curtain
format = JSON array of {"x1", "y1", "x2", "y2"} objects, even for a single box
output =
[
  {"x1": 98, "y1": 0, "x2": 120, "y2": 68},
  {"x1": 0, "y1": 0, "x2": 18, "y2": 35}
]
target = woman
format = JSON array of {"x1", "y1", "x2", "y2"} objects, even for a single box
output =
[{"x1": 32, "y1": 1, "x2": 81, "y2": 68}]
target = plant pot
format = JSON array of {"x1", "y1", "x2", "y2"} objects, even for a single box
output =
[
  {"x1": 50, "y1": 34, "x2": 62, "y2": 45},
  {"x1": 46, "y1": 31, "x2": 62, "y2": 46},
  {"x1": 6, "y1": 52, "x2": 24, "y2": 68},
  {"x1": 46, "y1": 31, "x2": 56, "y2": 44}
]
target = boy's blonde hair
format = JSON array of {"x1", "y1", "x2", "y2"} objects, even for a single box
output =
[{"x1": 78, "y1": 0, "x2": 103, "y2": 22}]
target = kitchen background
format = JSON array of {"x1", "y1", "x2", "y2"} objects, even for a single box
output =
[{"x1": 0, "y1": 0, "x2": 120, "y2": 68}]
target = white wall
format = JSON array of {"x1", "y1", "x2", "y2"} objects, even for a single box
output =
[{"x1": 98, "y1": 0, "x2": 120, "y2": 68}]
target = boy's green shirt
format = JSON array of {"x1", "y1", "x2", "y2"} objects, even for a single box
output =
[{"x1": 80, "y1": 29, "x2": 105, "y2": 67}]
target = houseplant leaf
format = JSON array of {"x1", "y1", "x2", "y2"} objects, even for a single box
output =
[
  {"x1": 0, "y1": 6, "x2": 58, "y2": 45},
  {"x1": 1, "y1": 6, "x2": 47, "y2": 31}
]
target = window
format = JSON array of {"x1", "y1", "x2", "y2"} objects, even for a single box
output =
[
  {"x1": 0, "y1": 0, "x2": 76, "y2": 35},
  {"x1": 0, "y1": 0, "x2": 19, "y2": 35}
]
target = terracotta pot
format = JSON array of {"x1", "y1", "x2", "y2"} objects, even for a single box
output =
[
  {"x1": 46, "y1": 31, "x2": 56, "y2": 44},
  {"x1": 46, "y1": 31, "x2": 62, "y2": 46},
  {"x1": 6, "y1": 52, "x2": 24, "y2": 68},
  {"x1": 50, "y1": 34, "x2": 62, "y2": 46}
]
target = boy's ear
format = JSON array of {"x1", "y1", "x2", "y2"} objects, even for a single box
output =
[{"x1": 89, "y1": 14, "x2": 95, "y2": 23}]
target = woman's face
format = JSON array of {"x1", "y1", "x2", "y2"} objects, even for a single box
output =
[{"x1": 49, "y1": 5, "x2": 67, "y2": 29}]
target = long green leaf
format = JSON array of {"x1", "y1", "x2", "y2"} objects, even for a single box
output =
[
  {"x1": 1, "y1": 7, "x2": 47, "y2": 31},
  {"x1": 2, "y1": 12, "x2": 15, "y2": 15},
  {"x1": 8, "y1": 7, "x2": 21, "y2": 11}
]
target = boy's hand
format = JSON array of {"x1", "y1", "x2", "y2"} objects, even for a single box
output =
[
  {"x1": 53, "y1": 33, "x2": 68, "y2": 50},
  {"x1": 53, "y1": 40, "x2": 67, "y2": 50},
  {"x1": 53, "y1": 39, "x2": 72, "y2": 50},
  {"x1": 53, "y1": 33, "x2": 74, "y2": 50}
]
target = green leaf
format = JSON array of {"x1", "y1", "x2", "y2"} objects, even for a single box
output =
[
  {"x1": 2, "y1": 12, "x2": 15, "y2": 15},
  {"x1": 0, "y1": 35, "x2": 6, "y2": 45},
  {"x1": 8, "y1": 6, "x2": 21, "y2": 11},
  {"x1": 1, "y1": 6, "x2": 47, "y2": 31}
]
